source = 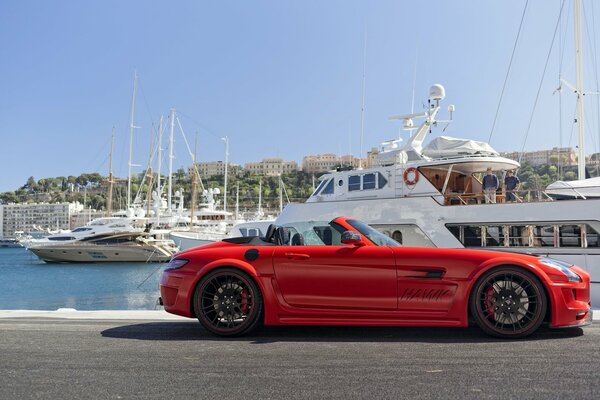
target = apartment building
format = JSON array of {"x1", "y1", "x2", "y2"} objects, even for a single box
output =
[
  {"x1": 244, "y1": 158, "x2": 298, "y2": 176},
  {"x1": 302, "y1": 154, "x2": 363, "y2": 174},
  {"x1": 0, "y1": 202, "x2": 82, "y2": 237},
  {"x1": 500, "y1": 147, "x2": 577, "y2": 166}
]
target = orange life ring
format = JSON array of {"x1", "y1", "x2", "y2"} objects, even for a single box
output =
[{"x1": 403, "y1": 167, "x2": 419, "y2": 186}]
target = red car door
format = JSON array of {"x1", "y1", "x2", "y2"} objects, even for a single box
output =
[
  {"x1": 392, "y1": 247, "x2": 458, "y2": 313},
  {"x1": 272, "y1": 245, "x2": 397, "y2": 310}
]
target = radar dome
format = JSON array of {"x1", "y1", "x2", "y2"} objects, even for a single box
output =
[{"x1": 429, "y1": 84, "x2": 445, "y2": 101}]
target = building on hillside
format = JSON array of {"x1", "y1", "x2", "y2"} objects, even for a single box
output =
[
  {"x1": 500, "y1": 147, "x2": 577, "y2": 166},
  {"x1": 0, "y1": 202, "x2": 82, "y2": 237},
  {"x1": 244, "y1": 158, "x2": 298, "y2": 176},
  {"x1": 193, "y1": 161, "x2": 241, "y2": 179},
  {"x1": 302, "y1": 154, "x2": 363, "y2": 174}
]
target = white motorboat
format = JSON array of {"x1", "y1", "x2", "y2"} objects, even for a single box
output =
[
  {"x1": 275, "y1": 84, "x2": 600, "y2": 307},
  {"x1": 27, "y1": 231, "x2": 178, "y2": 263},
  {"x1": 20, "y1": 217, "x2": 146, "y2": 248}
]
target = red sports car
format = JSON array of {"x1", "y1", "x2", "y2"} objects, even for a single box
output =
[{"x1": 160, "y1": 216, "x2": 592, "y2": 338}]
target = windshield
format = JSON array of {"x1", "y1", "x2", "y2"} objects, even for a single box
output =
[{"x1": 347, "y1": 219, "x2": 401, "y2": 246}]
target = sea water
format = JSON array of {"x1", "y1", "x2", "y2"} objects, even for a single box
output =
[{"x1": 0, "y1": 247, "x2": 165, "y2": 310}]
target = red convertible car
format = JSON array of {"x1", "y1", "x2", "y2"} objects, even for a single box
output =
[{"x1": 160, "y1": 216, "x2": 592, "y2": 338}]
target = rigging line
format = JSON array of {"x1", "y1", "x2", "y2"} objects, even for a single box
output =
[
  {"x1": 559, "y1": 0, "x2": 572, "y2": 72},
  {"x1": 136, "y1": 77, "x2": 158, "y2": 138},
  {"x1": 568, "y1": 106, "x2": 577, "y2": 147},
  {"x1": 175, "y1": 115, "x2": 206, "y2": 192},
  {"x1": 518, "y1": 0, "x2": 566, "y2": 164},
  {"x1": 488, "y1": 0, "x2": 529, "y2": 144},
  {"x1": 175, "y1": 110, "x2": 222, "y2": 140},
  {"x1": 558, "y1": 0, "x2": 563, "y2": 180}
]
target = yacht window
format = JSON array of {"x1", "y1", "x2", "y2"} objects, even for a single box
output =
[
  {"x1": 463, "y1": 226, "x2": 483, "y2": 247},
  {"x1": 533, "y1": 226, "x2": 555, "y2": 247},
  {"x1": 363, "y1": 173, "x2": 376, "y2": 190},
  {"x1": 311, "y1": 179, "x2": 328, "y2": 196},
  {"x1": 559, "y1": 225, "x2": 581, "y2": 247},
  {"x1": 378, "y1": 172, "x2": 388, "y2": 189},
  {"x1": 321, "y1": 179, "x2": 334, "y2": 195},
  {"x1": 447, "y1": 223, "x2": 598, "y2": 248},
  {"x1": 587, "y1": 229, "x2": 599, "y2": 247},
  {"x1": 72, "y1": 227, "x2": 92, "y2": 233},
  {"x1": 348, "y1": 175, "x2": 361, "y2": 191},
  {"x1": 48, "y1": 236, "x2": 76, "y2": 241},
  {"x1": 485, "y1": 226, "x2": 504, "y2": 247},
  {"x1": 507, "y1": 226, "x2": 529, "y2": 247}
]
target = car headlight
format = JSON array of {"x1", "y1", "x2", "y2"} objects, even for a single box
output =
[
  {"x1": 164, "y1": 258, "x2": 189, "y2": 271},
  {"x1": 539, "y1": 257, "x2": 581, "y2": 282}
]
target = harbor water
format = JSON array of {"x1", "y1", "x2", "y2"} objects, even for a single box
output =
[{"x1": 0, "y1": 247, "x2": 165, "y2": 310}]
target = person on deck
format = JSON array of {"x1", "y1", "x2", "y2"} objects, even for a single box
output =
[
  {"x1": 504, "y1": 170, "x2": 521, "y2": 202},
  {"x1": 482, "y1": 167, "x2": 499, "y2": 204}
]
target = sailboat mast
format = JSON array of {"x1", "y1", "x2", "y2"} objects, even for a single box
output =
[
  {"x1": 157, "y1": 115, "x2": 163, "y2": 201},
  {"x1": 574, "y1": 0, "x2": 586, "y2": 180},
  {"x1": 190, "y1": 136, "x2": 198, "y2": 226},
  {"x1": 279, "y1": 175, "x2": 283, "y2": 213},
  {"x1": 359, "y1": 31, "x2": 367, "y2": 170},
  {"x1": 106, "y1": 127, "x2": 115, "y2": 217},
  {"x1": 258, "y1": 178, "x2": 262, "y2": 216},
  {"x1": 235, "y1": 182, "x2": 239, "y2": 220},
  {"x1": 168, "y1": 108, "x2": 175, "y2": 211},
  {"x1": 222, "y1": 136, "x2": 229, "y2": 212},
  {"x1": 127, "y1": 70, "x2": 138, "y2": 210},
  {"x1": 146, "y1": 131, "x2": 154, "y2": 217}
]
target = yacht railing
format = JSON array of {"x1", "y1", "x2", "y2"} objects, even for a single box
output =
[{"x1": 443, "y1": 189, "x2": 557, "y2": 205}]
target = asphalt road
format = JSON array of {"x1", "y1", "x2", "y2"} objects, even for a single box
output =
[{"x1": 0, "y1": 318, "x2": 598, "y2": 400}]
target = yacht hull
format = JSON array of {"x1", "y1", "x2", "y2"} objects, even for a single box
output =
[{"x1": 28, "y1": 244, "x2": 172, "y2": 263}]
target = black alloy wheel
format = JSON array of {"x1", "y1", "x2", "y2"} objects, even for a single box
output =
[
  {"x1": 470, "y1": 267, "x2": 547, "y2": 339},
  {"x1": 193, "y1": 268, "x2": 262, "y2": 336}
]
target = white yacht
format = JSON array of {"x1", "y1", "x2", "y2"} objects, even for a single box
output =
[
  {"x1": 20, "y1": 217, "x2": 146, "y2": 247},
  {"x1": 27, "y1": 231, "x2": 178, "y2": 263},
  {"x1": 275, "y1": 84, "x2": 600, "y2": 307},
  {"x1": 25, "y1": 216, "x2": 178, "y2": 263}
]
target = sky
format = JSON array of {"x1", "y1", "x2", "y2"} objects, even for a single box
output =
[{"x1": 1, "y1": 0, "x2": 600, "y2": 192}]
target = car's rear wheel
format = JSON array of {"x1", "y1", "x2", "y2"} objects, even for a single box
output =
[
  {"x1": 193, "y1": 268, "x2": 262, "y2": 337},
  {"x1": 470, "y1": 266, "x2": 547, "y2": 339}
]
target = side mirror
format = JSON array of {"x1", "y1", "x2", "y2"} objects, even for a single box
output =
[{"x1": 341, "y1": 231, "x2": 365, "y2": 246}]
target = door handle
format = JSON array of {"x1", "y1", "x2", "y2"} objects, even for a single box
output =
[{"x1": 284, "y1": 252, "x2": 311, "y2": 260}]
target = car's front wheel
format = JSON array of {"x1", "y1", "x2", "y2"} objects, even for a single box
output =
[
  {"x1": 193, "y1": 268, "x2": 263, "y2": 336},
  {"x1": 470, "y1": 266, "x2": 547, "y2": 339}
]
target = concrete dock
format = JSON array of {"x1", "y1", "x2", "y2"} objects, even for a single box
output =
[{"x1": 0, "y1": 310, "x2": 598, "y2": 399}]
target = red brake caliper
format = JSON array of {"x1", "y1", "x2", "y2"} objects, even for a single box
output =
[
  {"x1": 240, "y1": 289, "x2": 249, "y2": 314},
  {"x1": 484, "y1": 286, "x2": 496, "y2": 320}
]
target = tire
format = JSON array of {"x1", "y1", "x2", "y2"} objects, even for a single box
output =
[
  {"x1": 470, "y1": 266, "x2": 547, "y2": 339},
  {"x1": 193, "y1": 267, "x2": 263, "y2": 337}
]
